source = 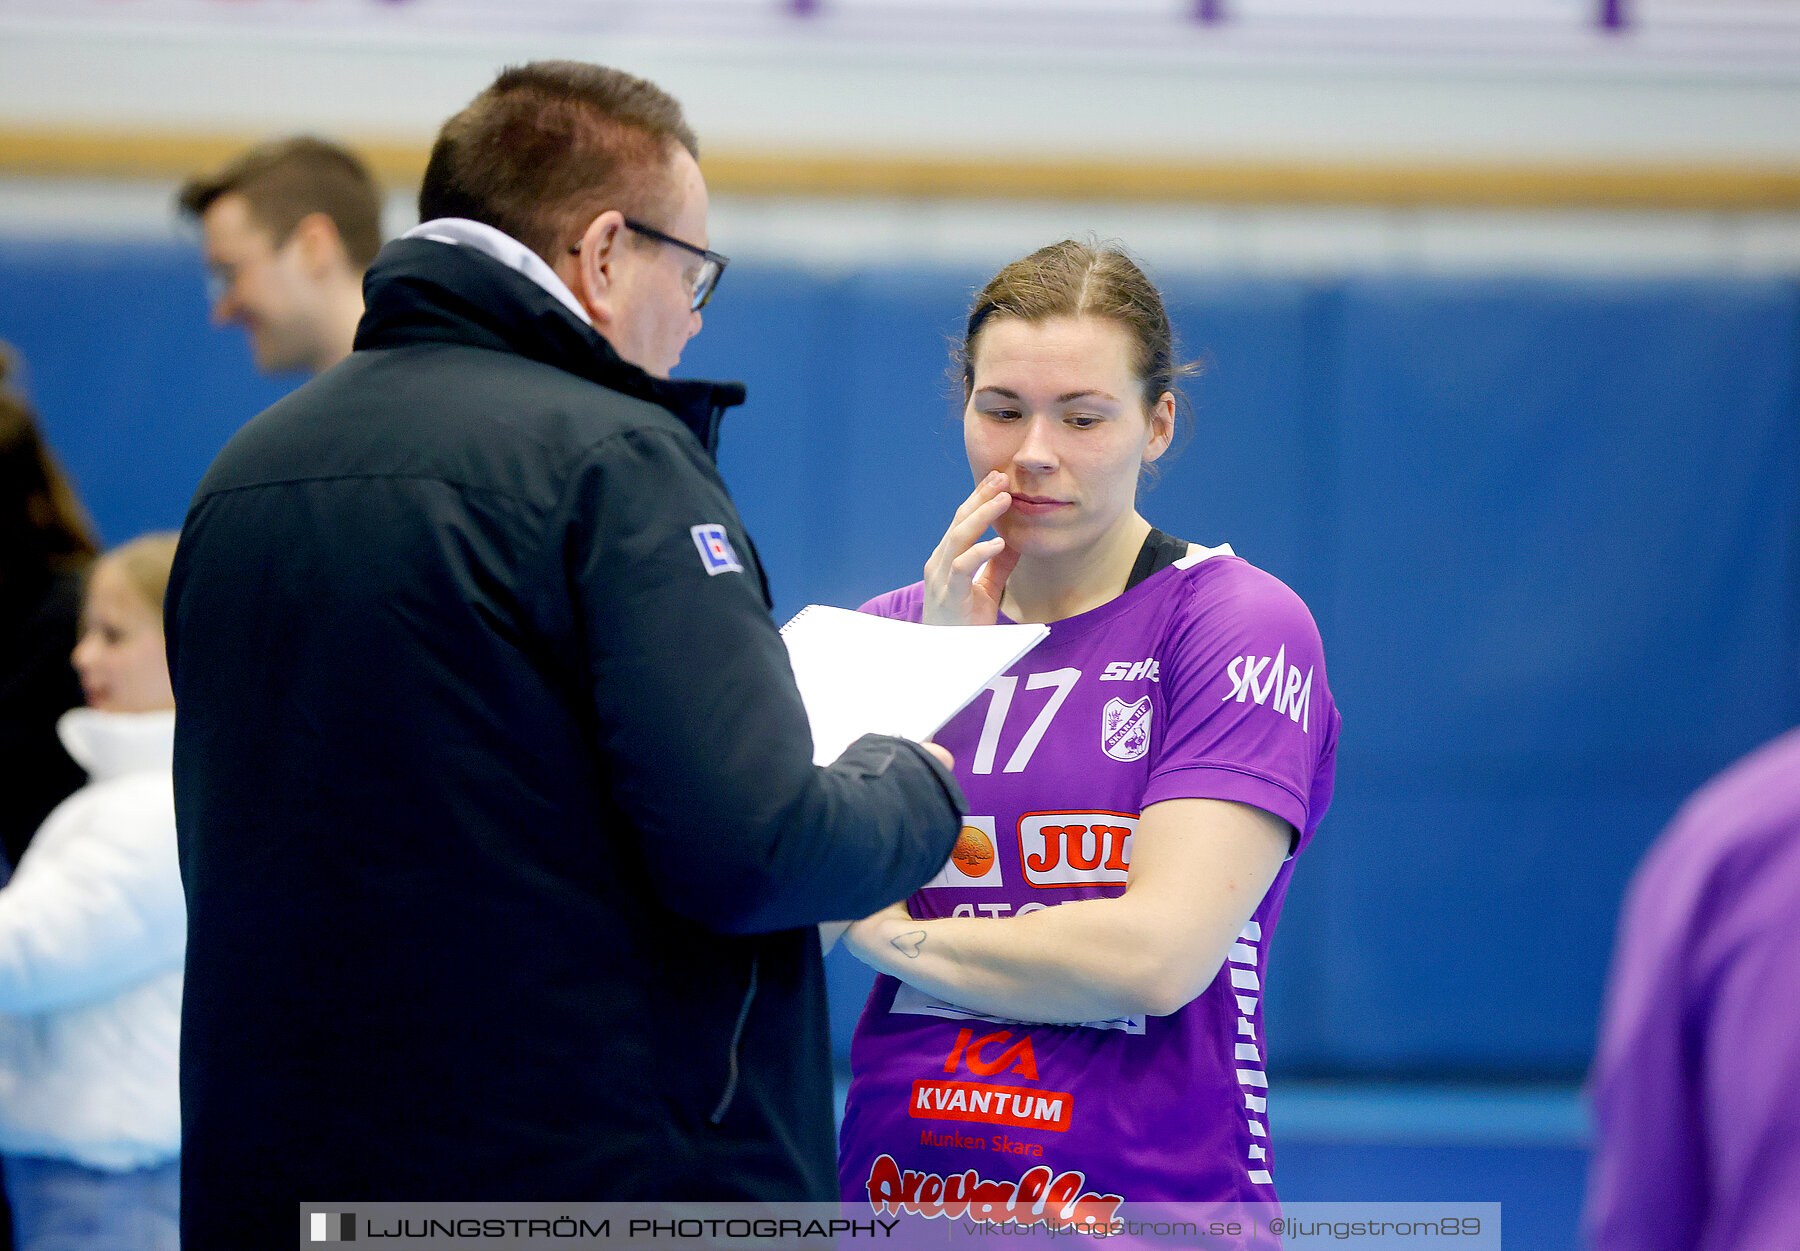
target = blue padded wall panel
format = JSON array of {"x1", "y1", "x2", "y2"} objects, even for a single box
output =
[
  {"x1": 1289, "y1": 276, "x2": 1800, "y2": 1074},
  {"x1": 0, "y1": 241, "x2": 298, "y2": 544},
  {"x1": 1330, "y1": 277, "x2": 1800, "y2": 766},
  {"x1": 1158, "y1": 279, "x2": 1336, "y2": 606},
  {"x1": 1298, "y1": 788, "x2": 1688, "y2": 1073}
]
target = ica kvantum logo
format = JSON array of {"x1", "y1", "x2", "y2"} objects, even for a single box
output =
[{"x1": 908, "y1": 1028, "x2": 1072, "y2": 1133}]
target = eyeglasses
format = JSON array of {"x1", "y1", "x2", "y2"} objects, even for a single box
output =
[{"x1": 570, "y1": 218, "x2": 728, "y2": 312}]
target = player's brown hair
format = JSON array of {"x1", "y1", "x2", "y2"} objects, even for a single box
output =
[
  {"x1": 0, "y1": 349, "x2": 99, "y2": 592},
  {"x1": 960, "y1": 239, "x2": 1196, "y2": 415},
  {"x1": 417, "y1": 61, "x2": 699, "y2": 264},
  {"x1": 178, "y1": 136, "x2": 383, "y2": 269}
]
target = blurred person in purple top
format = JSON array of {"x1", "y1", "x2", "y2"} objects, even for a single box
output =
[
  {"x1": 836, "y1": 240, "x2": 1340, "y2": 1222},
  {"x1": 1585, "y1": 726, "x2": 1800, "y2": 1251}
]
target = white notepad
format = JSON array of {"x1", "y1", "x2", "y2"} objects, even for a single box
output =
[{"x1": 779, "y1": 605, "x2": 1050, "y2": 765}]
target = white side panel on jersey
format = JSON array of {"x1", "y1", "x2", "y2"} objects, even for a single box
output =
[
  {"x1": 1232, "y1": 917, "x2": 1273, "y2": 1187},
  {"x1": 888, "y1": 982, "x2": 1147, "y2": 1035}
]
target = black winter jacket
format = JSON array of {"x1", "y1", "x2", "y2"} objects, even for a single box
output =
[{"x1": 167, "y1": 237, "x2": 963, "y2": 1247}]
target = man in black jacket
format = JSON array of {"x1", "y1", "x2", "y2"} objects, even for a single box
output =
[{"x1": 166, "y1": 62, "x2": 963, "y2": 1247}]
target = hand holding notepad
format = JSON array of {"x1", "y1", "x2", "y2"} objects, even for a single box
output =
[{"x1": 779, "y1": 605, "x2": 1049, "y2": 766}]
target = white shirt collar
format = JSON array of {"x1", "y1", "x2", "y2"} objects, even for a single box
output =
[
  {"x1": 56, "y1": 708, "x2": 175, "y2": 781},
  {"x1": 401, "y1": 218, "x2": 593, "y2": 328}
]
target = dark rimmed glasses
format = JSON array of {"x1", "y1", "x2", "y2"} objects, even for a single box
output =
[{"x1": 571, "y1": 218, "x2": 728, "y2": 312}]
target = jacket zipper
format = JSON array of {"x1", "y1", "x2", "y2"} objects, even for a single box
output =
[{"x1": 708, "y1": 953, "x2": 760, "y2": 1124}]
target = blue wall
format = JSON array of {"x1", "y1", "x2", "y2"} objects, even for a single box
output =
[{"x1": 5, "y1": 241, "x2": 1796, "y2": 1078}]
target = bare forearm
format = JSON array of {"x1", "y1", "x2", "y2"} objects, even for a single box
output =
[
  {"x1": 845, "y1": 798, "x2": 1292, "y2": 1026},
  {"x1": 850, "y1": 897, "x2": 1202, "y2": 1023}
]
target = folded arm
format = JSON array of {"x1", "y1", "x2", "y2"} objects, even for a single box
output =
[{"x1": 843, "y1": 796, "x2": 1291, "y2": 1022}]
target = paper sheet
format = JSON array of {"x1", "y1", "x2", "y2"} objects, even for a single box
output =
[{"x1": 779, "y1": 605, "x2": 1049, "y2": 765}]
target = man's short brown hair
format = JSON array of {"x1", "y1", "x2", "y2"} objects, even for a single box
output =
[
  {"x1": 178, "y1": 137, "x2": 383, "y2": 269},
  {"x1": 418, "y1": 61, "x2": 699, "y2": 264}
]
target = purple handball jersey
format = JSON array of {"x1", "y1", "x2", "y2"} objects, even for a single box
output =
[{"x1": 838, "y1": 547, "x2": 1339, "y2": 1220}]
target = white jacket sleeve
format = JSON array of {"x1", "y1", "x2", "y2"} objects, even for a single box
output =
[{"x1": 0, "y1": 775, "x2": 187, "y2": 1014}]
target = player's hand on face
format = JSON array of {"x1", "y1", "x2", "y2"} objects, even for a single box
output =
[{"x1": 923, "y1": 471, "x2": 1020, "y2": 626}]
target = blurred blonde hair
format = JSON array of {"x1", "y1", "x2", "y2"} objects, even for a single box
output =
[{"x1": 100, "y1": 532, "x2": 181, "y2": 619}]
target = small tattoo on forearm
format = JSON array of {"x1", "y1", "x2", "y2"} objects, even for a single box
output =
[{"x1": 891, "y1": 930, "x2": 926, "y2": 959}]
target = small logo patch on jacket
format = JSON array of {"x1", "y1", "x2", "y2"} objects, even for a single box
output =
[{"x1": 690, "y1": 524, "x2": 743, "y2": 575}]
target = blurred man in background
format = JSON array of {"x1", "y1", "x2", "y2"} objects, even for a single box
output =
[
  {"x1": 1586, "y1": 724, "x2": 1800, "y2": 1250},
  {"x1": 178, "y1": 136, "x2": 380, "y2": 375}
]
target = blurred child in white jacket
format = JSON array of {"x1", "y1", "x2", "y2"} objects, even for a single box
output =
[{"x1": 0, "y1": 533, "x2": 183, "y2": 1251}]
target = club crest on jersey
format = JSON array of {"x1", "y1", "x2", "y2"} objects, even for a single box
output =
[
  {"x1": 690, "y1": 523, "x2": 743, "y2": 576},
  {"x1": 1100, "y1": 696, "x2": 1151, "y2": 762}
]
